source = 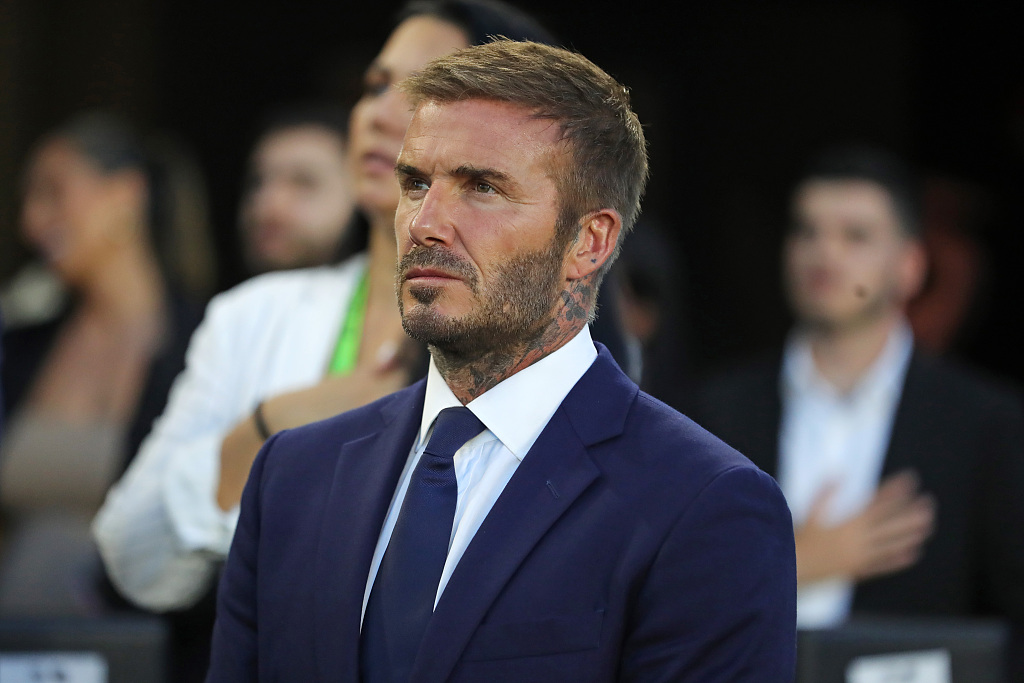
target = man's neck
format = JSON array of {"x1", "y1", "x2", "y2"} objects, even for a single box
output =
[
  {"x1": 433, "y1": 278, "x2": 595, "y2": 404},
  {"x1": 803, "y1": 311, "x2": 904, "y2": 395}
]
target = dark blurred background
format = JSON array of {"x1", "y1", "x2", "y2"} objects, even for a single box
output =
[{"x1": 2, "y1": 0, "x2": 1022, "y2": 387}]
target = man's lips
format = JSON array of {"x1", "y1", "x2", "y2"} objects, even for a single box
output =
[
  {"x1": 404, "y1": 267, "x2": 462, "y2": 282},
  {"x1": 803, "y1": 269, "x2": 840, "y2": 290},
  {"x1": 398, "y1": 247, "x2": 478, "y2": 290}
]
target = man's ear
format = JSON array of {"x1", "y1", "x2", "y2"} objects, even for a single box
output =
[
  {"x1": 564, "y1": 209, "x2": 622, "y2": 281},
  {"x1": 898, "y1": 238, "x2": 928, "y2": 303}
]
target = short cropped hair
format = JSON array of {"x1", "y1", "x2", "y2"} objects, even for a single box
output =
[
  {"x1": 399, "y1": 39, "x2": 649, "y2": 271},
  {"x1": 795, "y1": 144, "x2": 922, "y2": 238},
  {"x1": 251, "y1": 103, "x2": 350, "y2": 149}
]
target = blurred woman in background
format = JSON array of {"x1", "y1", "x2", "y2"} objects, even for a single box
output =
[{"x1": 0, "y1": 110, "x2": 211, "y2": 615}]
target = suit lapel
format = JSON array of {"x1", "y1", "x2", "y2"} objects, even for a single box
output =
[
  {"x1": 411, "y1": 347, "x2": 636, "y2": 682},
  {"x1": 852, "y1": 350, "x2": 929, "y2": 611},
  {"x1": 878, "y1": 351, "x2": 924, "y2": 478},
  {"x1": 312, "y1": 382, "x2": 426, "y2": 681}
]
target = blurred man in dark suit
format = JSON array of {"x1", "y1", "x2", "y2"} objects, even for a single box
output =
[{"x1": 695, "y1": 145, "x2": 1024, "y2": 676}]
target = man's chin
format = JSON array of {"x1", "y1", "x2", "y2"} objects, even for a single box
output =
[
  {"x1": 404, "y1": 281, "x2": 442, "y2": 305},
  {"x1": 402, "y1": 304, "x2": 517, "y2": 358},
  {"x1": 401, "y1": 309, "x2": 467, "y2": 352}
]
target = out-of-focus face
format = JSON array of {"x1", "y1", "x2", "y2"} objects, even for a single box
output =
[
  {"x1": 784, "y1": 178, "x2": 923, "y2": 332},
  {"x1": 348, "y1": 15, "x2": 469, "y2": 222},
  {"x1": 20, "y1": 137, "x2": 142, "y2": 285},
  {"x1": 238, "y1": 125, "x2": 354, "y2": 273},
  {"x1": 394, "y1": 98, "x2": 568, "y2": 354}
]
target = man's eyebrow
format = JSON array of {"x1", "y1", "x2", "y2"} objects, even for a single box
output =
[
  {"x1": 451, "y1": 164, "x2": 518, "y2": 190},
  {"x1": 395, "y1": 163, "x2": 419, "y2": 178},
  {"x1": 395, "y1": 163, "x2": 523, "y2": 193}
]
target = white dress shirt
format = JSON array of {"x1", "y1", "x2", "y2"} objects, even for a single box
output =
[
  {"x1": 777, "y1": 319, "x2": 913, "y2": 628},
  {"x1": 361, "y1": 326, "x2": 598, "y2": 621},
  {"x1": 92, "y1": 256, "x2": 366, "y2": 610}
]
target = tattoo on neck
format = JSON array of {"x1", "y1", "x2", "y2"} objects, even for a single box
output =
[{"x1": 434, "y1": 277, "x2": 597, "y2": 403}]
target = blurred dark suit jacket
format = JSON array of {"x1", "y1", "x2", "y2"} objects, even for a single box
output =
[{"x1": 693, "y1": 349, "x2": 1024, "y2": 663}]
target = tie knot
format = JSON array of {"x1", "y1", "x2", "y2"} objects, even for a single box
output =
[{"x1": 424, "y1": 407, "x2": 485, "y2": 460}]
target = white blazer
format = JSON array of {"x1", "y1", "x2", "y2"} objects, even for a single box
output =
[{"x1": 92, "y1": 255, "x2": 365, "y2": 611}]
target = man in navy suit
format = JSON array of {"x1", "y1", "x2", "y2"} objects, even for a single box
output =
[{"x1": 207, "y1": 39, "x2": 797, "y2": 682}]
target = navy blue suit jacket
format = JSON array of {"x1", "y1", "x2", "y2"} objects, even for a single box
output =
[{"x1": 207, "y1": 345, "x2": 797, "y2": 682}]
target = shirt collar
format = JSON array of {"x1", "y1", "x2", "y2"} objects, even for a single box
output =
[
  {"x1": 782, "y1": 318, "x2": 914, "y2": 404},
  {"x1": 419, "y1": 325, "x2": 598, "y2": 460}
]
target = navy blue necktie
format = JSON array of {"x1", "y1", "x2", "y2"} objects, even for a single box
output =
[{"x1": 361, "y1": 406, "x2": 485, "y2": 683}]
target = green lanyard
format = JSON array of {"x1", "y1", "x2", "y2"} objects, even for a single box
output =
[{"x1": 327, "y1": 268, "x2": 369, "y2": 376}]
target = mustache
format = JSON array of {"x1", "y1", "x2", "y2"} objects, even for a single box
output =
[{"x1": 397, "y1": 247, "x2": 479, "y2": 288}]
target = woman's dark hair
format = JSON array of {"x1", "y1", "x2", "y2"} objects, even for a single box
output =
[
  {"x1": 398, "y1": 0, "x2": 558, "y2": 48},
  {"x1": 55, "y1": 111, "x2": 149, "y2": 176}
]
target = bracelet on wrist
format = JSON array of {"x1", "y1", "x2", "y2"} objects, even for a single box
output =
[{"x1": 253, "y1": 400, "x2": 273, "y2": 441}]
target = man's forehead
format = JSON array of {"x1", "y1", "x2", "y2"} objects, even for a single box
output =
[
  {"x1": 413, "y1": 97, "x2": 536, "y2": 116},
  {"x1": 794, "y1": 179, "x2": 899, "y2": 222},
  {"x1": 254, "y1": 140, "x2": 345, "y2": 176},
  {"x1": 406, "y1": 99, "x2": 559, "y2": 147}
]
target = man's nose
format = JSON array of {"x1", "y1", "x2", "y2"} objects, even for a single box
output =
[
  {"x1": 816, "y1": 232, "x2": 849, "y2": 263},
  {"x1": 407, "y1": 184, "x2": 457, "y2": 248}
]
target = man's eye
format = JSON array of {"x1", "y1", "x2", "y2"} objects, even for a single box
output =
[
  {"x1": 290, "y1": 172, "x2": 318, "y2": 191},
  {"x1": 405, "y1": 177, "x2": 429, "y2": 192},
  {"x1": 845, "y1": 226, "x2": 870, "y2": 243},
  {"x1": 475, "y1": 182, "x2": 496, "y2": 194}
]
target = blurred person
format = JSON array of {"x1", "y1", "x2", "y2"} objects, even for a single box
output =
[
  {"x1": 693, "y1": 145, "x2": 1024, "y2": 668},
  {"x1": 93, "y1": 0, "x2": 562, "y2": 621},
  {"x1": 0, "y1": 111, "x2": 207, "y2": 616},
  {"x1": 613, "y1": 217, "x2": 693, "y2": 410},
  {"x1": 0, "y1": 125, "x2": 216, "y2": 330},
  {"x1": 238, "y1": 104, "x2": 359, "y2": 274},
  {"x1": 207, "y1": 38, "x2": 795, "y2": 682}
]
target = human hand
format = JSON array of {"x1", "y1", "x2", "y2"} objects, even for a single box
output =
[
  {"x1": 371, "y1": 336, "x2": 425, "y2": 375},
  {"x1": 267, "y1": 337, "x2": 424, "y2": 431},
  {"x1": 217, "y1": 336, "x2": 424, "y2": 511},
  {"x1": 794, "y1": 470, "x2": 936, "y2": 585}
]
